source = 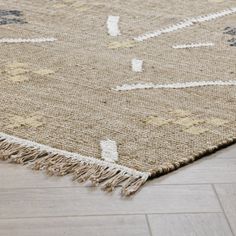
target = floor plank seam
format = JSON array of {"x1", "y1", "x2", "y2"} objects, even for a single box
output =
[
  {"x1": 212, "y1": 184, "x2": 235, "y2": 236},
  {"x1": 145, "y1": 215, "x2": 153, "y2": 236},
  {"x1": 0, "y1": 212, "x2": 224, "y2": 220},
  {"x1": 1, "y1": 182, "x2": 236, "y2": 190}
]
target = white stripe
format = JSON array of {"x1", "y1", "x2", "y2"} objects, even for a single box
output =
[
  {"x1": 0, "y1": 132, "x2": 149, "y2": 179},
  {"x1": 0, "y1": 38, "x2": 57, "y2": 43},
  {"x1": 172, "y1": 42, "x2": 214, "y2": 49},
  {"x1": 113, "y1": 80, "x2": 236, "y2": 91},
  {"x1": 134, "y1": 7, "x2": 236, "y2": 42},
  {"x1": 100, "y1": 139, "x2": 118, "y2": 163},
  {"x1": 132, "y1": 58, "x2": 143, "y2": 72},
  {"x1": 107, "y1": 16, "x2": 121, "y2": 37}
]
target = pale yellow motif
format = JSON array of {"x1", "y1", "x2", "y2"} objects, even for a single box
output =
[
  {"x1": 171, "y1": 109, "x2": 192, "y2": 118},
  {"x1": 54, "y1": 0, "x2": 74, "y2": 7},
  {"x1": 184, "y1": 127, "x2": 209, "y2": 135},
  {"x1": 173, "y1": 117, "x2": 205, "y2": 128},
  {"x1": 3, "y1": 63, "x2": 30, "y2": 81},
  {"x1": 9, "y1": 75, "x2": 29, "y2": 82},
  {"x1": 5, "y1": 62, "x2": 28, "y2": 69},
  {"x1": 71, "y1": 3, "x2": 91, "y2": 11},
  {"x1": 53, "y1": 4, "x2": 66, "y2": 9},
  {"x1": 63, "y1": 0, "x2": 75, "y2": 3},
  {"x1": 143, "y1": 110, "x2": 223, "y2": 135},
  {"x1": 33, "y1": 69, "x2": 55, "y2": 76},
  {"x1": 143, "y1": 116, "x2": 172, "y2": 127},
  {"x1": 7, "y1": 115, "x2": 44, "y2": 129},
  {"x1": 7, "y1": 68, "x2": 29, "y2": 76},
  {"x1": 53, "y1": 0, "x2": 91, "y2": 12},
  {"x1": 108, "y1": 40, "x2": 137, "y2": 49},
  {"x1": 1, "y1": 62, "x2": 54, "y2": 83},
  {"x1": 143, "y1": 111, "x2": 230, "y2": 135},
  {"x1": 206, "y1": 118, "x2": 229, "y2": 126},
  {"x1": 208, "y1": 0, "x2": 224, "y2": 2}
]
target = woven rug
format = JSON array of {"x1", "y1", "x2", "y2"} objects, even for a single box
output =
[{"x1": 0, "y1": 0, "x2": 236, "y2": 196}]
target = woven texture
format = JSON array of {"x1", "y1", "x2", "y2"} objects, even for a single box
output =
[{"x1": 0, "y1": 0, "x2": 236, "y2": 191}]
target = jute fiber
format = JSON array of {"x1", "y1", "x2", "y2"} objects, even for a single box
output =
[{"x1": 0, "y1": 0, "x2": 236, "y2": 195}]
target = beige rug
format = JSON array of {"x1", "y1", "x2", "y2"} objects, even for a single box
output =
[{"x1": 0, "y1": 0, "x2": 236, "y2": 195}]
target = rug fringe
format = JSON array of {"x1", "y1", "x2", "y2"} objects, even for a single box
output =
[{"x1": 0, "y1": 133, "x2": 150, "y2": 196}]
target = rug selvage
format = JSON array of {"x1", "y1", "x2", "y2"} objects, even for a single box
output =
[{"x1": 149, "y1": 136, "x2": 236, "y2": 178}]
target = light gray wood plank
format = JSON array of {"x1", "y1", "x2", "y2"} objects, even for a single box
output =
[
  {"x1": 0, "y1": 162, "x2": 80, "y2": 188},
  {"x1": 150, "y1": 158, "x2": 236, "y2": 185},
  {"x1": 212, "y1": 145, "x2": 236, "y2": 160},
  {"x1": 214, "y1": 184, "x2": 236, "y2": 235},
  {"x1": 0, "y1": 215, "x2": 150, "y2": 236},
  {"x1": 0, "y1": 185, "x2": 220, "y2": 218},
  {"x1": 148, "y1": 213, "x2": 233, "y2": 236}
]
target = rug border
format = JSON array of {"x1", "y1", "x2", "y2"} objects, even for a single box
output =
[
  {"x1": 149, "y1": 136, "x2": 236, "y2": 178},
  {"x1": 0, "y1": 132, "x2": 150, "y2": 196},
  {"x1": 0, "y1": 132, "x2": 235, "y2": 195}
]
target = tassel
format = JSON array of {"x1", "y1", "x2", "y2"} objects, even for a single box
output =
[{"x1": 0, "y1": 133, "x2": 150, "y2": 196}]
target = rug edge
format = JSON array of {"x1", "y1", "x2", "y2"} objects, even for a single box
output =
[
  {"x1": 149, "y1": 136, "x2": 236, "y2": 178},
  {"x1": 1, "y1": 132, "x2": 235, "y2": 195},
  {"x1": 0, "y1": 132, "x2": 150, "y2": 196}
]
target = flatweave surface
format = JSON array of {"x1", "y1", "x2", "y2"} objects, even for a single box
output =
[{"x1": 0, "y1": 0, "x2": 235, "y2": 195}]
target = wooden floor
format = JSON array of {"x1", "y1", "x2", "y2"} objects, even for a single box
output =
[{"x1": 0, "y1": 145, "x2": 236, "y2": 236}]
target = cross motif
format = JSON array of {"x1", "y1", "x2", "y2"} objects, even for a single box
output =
[{"x1": 7, "y1": 115, "x2": 44, "y2": 129}]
